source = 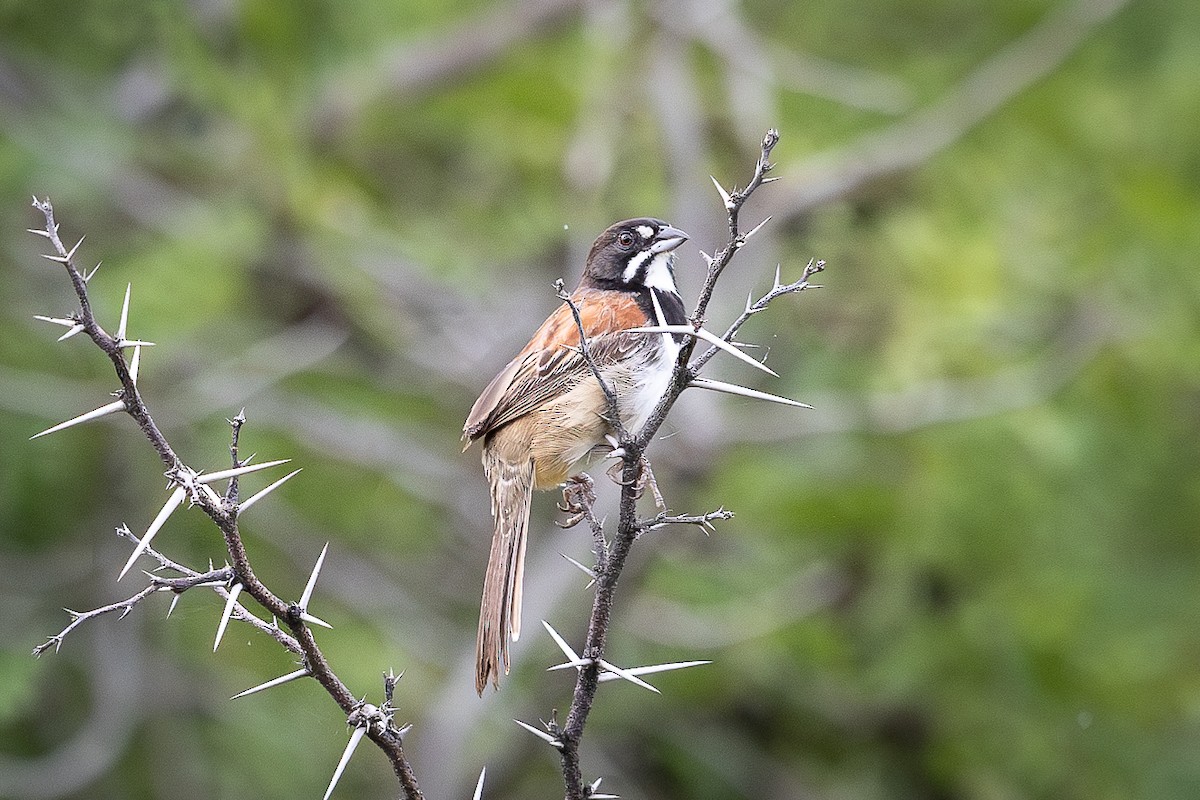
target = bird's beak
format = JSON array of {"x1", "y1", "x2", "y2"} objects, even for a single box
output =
[{"x1": 650, "y1": 225, "x2": 689, "y2": 254}]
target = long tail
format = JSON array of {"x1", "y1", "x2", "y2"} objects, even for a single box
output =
[{"x1": 476, "y1": 450, "x2": 534, "y2": 695}]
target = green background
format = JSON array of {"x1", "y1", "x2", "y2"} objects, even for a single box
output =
[{"x1": 2, "y1": 0, "x2": 1198, "y2": 798}]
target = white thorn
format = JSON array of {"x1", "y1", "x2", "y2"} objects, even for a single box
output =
[
  {"x1": 214, "y1": 582, "x2": 243, "y2": 651},
  {"x1": 627, "y1": 325, "x2": 778, "y2": 376},
  {"x1": 472, "y1": 767, "x2": 486, "y2": 800},
  {"x1": 116, "y1": 283, "x2": 131, "y2": 342},
  {"x1": 197, "y1": 481, "x2": 223, "y2": 506},
  {"x1": 85, "y1": 262, "x2": 102, "y2": 282},
  {"x1": 688, "y1": 377, "x2": 811, "y2": 408},
  {"x1": 167, "y1": 593, "x2": 181, "y2": 618},
  {"x1": 196, "y1": 458, "x2": 291, "y2": 484},
  {"x1": 773, "y1": 263, "x2": 783, "y2": 290},
  {"x1": 648, "y1": 288, "x2": 673, "y2": 351},
  {"x1": 58, "y1": 324, "x2": 85, "y2": 341},
  {"x1": 30, "y1": 398, "x2": 125, "y2": 440},
  {"x1": 33, "y1": 314, "x2": 76, "y2": 328},
  {"x1": 744, "y1": 216, "x2": 771, "y2": 240},
  {"x1": 64, "y1": 236, "x2": 84, "y2": 262},
  {"x1": 129, "y1": 344, "x2": 142, "y2": 385},
  {"x1": 559, "y1": 553, "x2": 596, "y2": 579},
  {"x1": 513, "y1": 719, "x2": 561, "y2": 747},
  {"x1": 300, "y1": 611, "x2": 334, "y2": 629},
  {"x1": 699, "y1": 250, "x2": 714, "y2": 268},
  {"x1": 760, "y1": 175, "x2": 781, "y2": 184},
  {"x1": 597, "y1": 659, "x2": 660, "y2": 693},
  {"x1": 27, "y1": 228, "x2": 51, "y2": 238},
  {"x1": 547, "y1": 657, "x2": 594, "y2": 672},
  {"x1": 230, "y1": 668, "x2": 310, "y2": 700},
  {"x1": 598, "y1": 660, "x2": 712, "y2": 682},
  {"x1": 299, "y1": 542, "x2": 329, "y2": 611},
  {"x1": 710, "y1": 175, "x2": 733, "y2": 209},
  {"x1": 237, "y1": 468, "x2": 301, "y2": 514},
  {"x1": 745, "y1": 292, "x2": 756, "y2": 315},
  {"x1": 541, "y1": 620, "x2": 581, "y2": 663},
  {"x1": 591, "y1": 777, "x2": 621, "y2": 798},
  {"x1": 118, "y1": 485, "x2": 187, "y2": 580},
  {"x1": 324, "y1": 725, "x2": 367, "y2": 800},
  {"x1": 41, "y1": 253, "x2": 70, "y2": 264}
]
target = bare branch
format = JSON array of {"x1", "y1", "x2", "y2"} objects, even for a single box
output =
[
  {"x1": 27, "y1": 201, "x2": 424, "y2": 800},
  {"x1": 774, "y1": 0, "x2": 1131, "y2": 218}
]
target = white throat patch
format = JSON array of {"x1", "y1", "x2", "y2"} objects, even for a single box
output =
[{"x1": 642, "y1": 251, "x2": 677, "y2": 292}]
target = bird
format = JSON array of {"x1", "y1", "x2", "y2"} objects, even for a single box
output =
[{"x1": 462, "y1": 218, "x2": 690, "y2": 694}]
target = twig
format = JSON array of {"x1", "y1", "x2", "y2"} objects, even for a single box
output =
[
  {"x1": 639, "y1": 508, "x2": 736, "y2": 538},
  {"x1": 690, "y1": 257, "x2": 825, "y2": 374}
]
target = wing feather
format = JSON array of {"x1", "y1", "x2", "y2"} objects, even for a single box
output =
[{"x1": 463, "y1": 289, "x2": 647, "y2": 442}]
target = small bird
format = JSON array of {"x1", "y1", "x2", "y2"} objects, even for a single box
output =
[{"x1": 463, "y1": 218, "x2": 689, "y2": 694}]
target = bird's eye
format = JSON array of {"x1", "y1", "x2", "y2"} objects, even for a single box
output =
[{"x1": 617, "y1": 231, "x2": 635, "y2": 248}]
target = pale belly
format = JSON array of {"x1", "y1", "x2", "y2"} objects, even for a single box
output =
[{"x1": 528, "y1": 336, "x2": 680, "y2": 487}]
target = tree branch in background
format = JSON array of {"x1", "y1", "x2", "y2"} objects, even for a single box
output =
[
  {"x1": 776, "y1": 0, "x2": 1132, "y2": 218},
  {"x1": 27, "y1": 199, "x2": 424, "y2": 800}
]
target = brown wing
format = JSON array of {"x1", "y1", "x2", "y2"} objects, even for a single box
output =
[{"x1": 462, "y1": 288, "x2": 647, "y2": 443}]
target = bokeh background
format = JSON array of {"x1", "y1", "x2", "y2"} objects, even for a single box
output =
[{"x1": 2, "y1": 0, "x2": 1198, "y2": 798}]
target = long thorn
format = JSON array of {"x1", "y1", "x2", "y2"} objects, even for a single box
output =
[
  {"x1": 63, "y1": 236, "x2": 84, "y2": 262},
  {"x1": 688, "y1": 377, "x2": 811, "y2": 408},
  {"x1": 129, "y1": 344, "x2": 142, "y2": 385},
  {"x1": 598, "y1": 660, "x2": 712, "y2": 682},
  {"x1": 118, "y1": 485, "x2": 186, "y2": 580},
  {"x1": 116, "y1": 283, "x2": 131, "y2": 342},
  {"x1": 560, "y1": 553, "x2": 596, "y2": 579},
  {"x1": 710, "y1": 175, "x2": 734, "y2": 209},
  {"x1": 744, "y1": 216, "x2": 771, "y2": 240},
  {"x1": 598, "y1": 659, "x2": 660, "y2": 693},
  {"x1": 627, "y1": 325, "x2": 778, "y2": 376},
  {"x1": 33, "y1": 314, "x2": 76, "y2": 328},
  {"x1": 230, "y1": 668, "x2": 310, "y2": 700},
  {"x1": 237, "y1": 468, "x2": 301, "y2": 514},
  {"x1": 473, "y1": 767, "x2": 486, "y2": 800},
  {"x1": 513, "y1": 719, "x2": 561, "y2": 748},
  {"x1": 299, "y1": 542, "x2": 329, "y2": 610},
  {"x1": 214, "y1": 582, "x2": 243, "y2": 651},
  {"x1": 30, "y1": 399, "x2": 125, "y2": 440},
  {"x1": 323, "y1": 725, "x2": 367, "y2": 800},
  {"x1": 542, "y1": 619, "x2": 581, "y2": 662},
  {"x1": 196, "y1": 459, "x2": 291, "y2": 484}
]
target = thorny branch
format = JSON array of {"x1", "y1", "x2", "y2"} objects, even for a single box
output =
[
  {"x1": 27, "y1": 199, "x2": 423, "y2": 800},
  {"x1": 691, "y1": 256, "x2": 826, "y2": 375},
  {"x1": 550, "y1": 130, "x2": 821, "y2": 799}
]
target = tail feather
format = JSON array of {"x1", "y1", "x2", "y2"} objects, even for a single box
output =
[{"x1": 476, "y1": 452, "x2": 534, "y2": 695}]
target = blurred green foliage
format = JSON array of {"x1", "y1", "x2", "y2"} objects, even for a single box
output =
[{"x1": 2, "y1": 0, "x2": 1199, "y2": 798}]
